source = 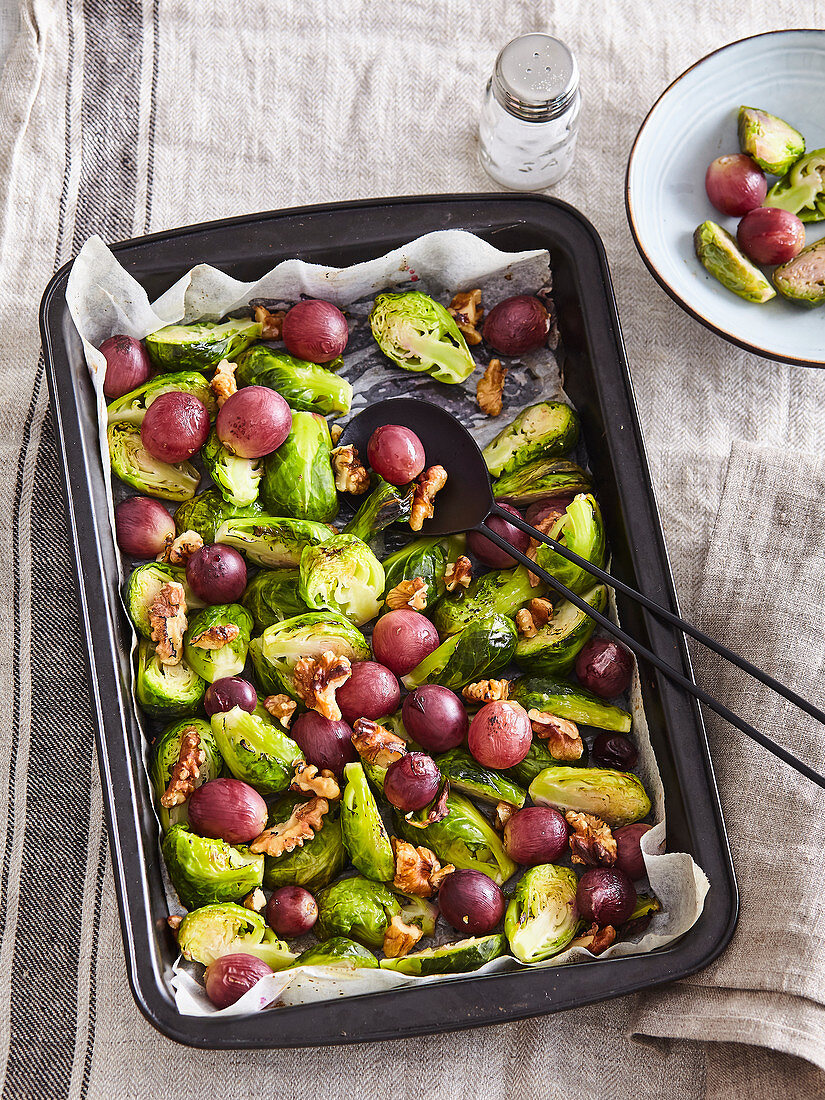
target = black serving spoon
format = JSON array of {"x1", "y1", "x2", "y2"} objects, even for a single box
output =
[{"x1": 341, "y1": 397, "x2": 825, "y2": 790}]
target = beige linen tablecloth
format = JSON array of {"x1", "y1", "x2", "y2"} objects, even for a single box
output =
[{"x1": 2, "y1": 1, "x2": 825, "y2": 1096}]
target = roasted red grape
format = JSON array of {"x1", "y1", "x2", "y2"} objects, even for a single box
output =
[
  {"x1": 482, "y1": 295, "x2": 550, "y2": 356},
  {"x1": 614, "y1": 823, "x2": 653, "y2": 880},
  {"x1": 187, "y1": 778, "x2": 268, "y2": 844},
  {"x1": 281, "y1": 299, "x2": 349, "y2": 363},
  {"x1": 366, "y1": 425, "x2": 426, "y2": 486},
  {"x1": 467, "y1": 503, "x2": 531, "y2": 568},
  {"x1": 114, "y1": 496, "x2": 174, "y2": 558},
  {"x1": 467, "y1": 701, "x2": 532, "y2": 769},
  {"x1": 402, "y1": 685, "x2": 468, "y2": 752},
  {"x1": 371, "y1": 610, "x2": 440, "y2": 677},
  {"x1": 186, "y1": 544, "x2": 247, "y2": 604},
  {"x1": 204, "y1": 676, "x2": 258, "y2": 717},
  {"x1": 204, "y1": 953, "x2": 273, "y2": 1009},
  {"x1": 576, "y1": 867, "x2": 636, "y2": 925},
  {"x1": 100, "y1": 334, "x2": 153, "y2": 399},
  {"x1": 140, "y1": 391, "x2": 210, "y2": 462},
  {"x1": 575, "y1": 637, "x2": 634, "y2": 698},
  {"x1": 503, "y1": 806, "x2": 569, "y2": 865},
  {"x1": 737, "y1": 206, "x2": 805, "y2": 265},
  {"x1": 216, "y1": 385, "x2": 292, "y2": 459},
  {"x1": 705, "y1": 154, "x2": 766, "y2": 217},
  {"x1": 335, "y1": 661, "x2": 401, "y2": 723},
  {"x1": 290, "y1": 712, "x2": 356, "y2": 777},
  {"x1": 591, "y1": 732, "x2": 638, "y2": 771},
  {"x1": 437, "y1": 869, "x2": 504, "y2": 934},
  {"x1": 524, "y1": 495, "x2": 574, "y2": 527},
  {"x1": 383, "y1": 751, "x2": 441, "y2": 811},
  {"x1": 266, "y1": 886, "x2": 318, "y2": 937}
]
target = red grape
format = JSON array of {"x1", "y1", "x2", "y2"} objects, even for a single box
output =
[
  {"x1": 366, "y1": 425, "x2": 426, "y2": 486},
  {"x1": 281, "y1": 300, "x2": 348, "y2": 363},
  {"x1": 575, "y1": 637, "x2": 634, "y2": 698},
  {"x1": 100, "y1": 335, "x2": 153, "y2": 399},
  {"x1": 401, "y1": 685, "x2": 468, "y2": 752},
  {"x1": 186, "y1": 544, "x2": 247, "y2": 604},
  {"x1": 705, "y1": 154, "x2": 766, "y2": 217},
  {"x1": 204, "y1": 676, "x2": 258, "y2": 717},
  {"x1": 384, "y1": 751, "x2": 441, "y2": 811},
  {"x1": 737, "y1": 207, "x2": 805, "y2": 265},
  {"x1": 614, "y1": 823, "x2": 653, "y2": 881},
  {"x1": 216, "y1": 386, "x2": 292, "y2": 459},
  {"x1": 437, "y1": 869, "x2": 504, "y2": 934},
  {"x1": 114, "y1": 496, "x2": 174, "y2": 558},
  {"x1": 266, "y1": 886, "x2": 318, "y2": 937},
  {"x1": 140, "y1": 391, "x2": 210, "y2": 463},
  {"x1": 576, "y1": 867, "x2": 636, "y2": 925},
  {"x1": 290, "y1": 712, "x2": 356, "y2": 777},
  {"x1": 591, "y1": 731, "x2": 638, "y2": 770},
  {"x1": 335, "y1": 661, "x2": 400, "y2": 723},
  {"x1": 204, "y1": 954, "x2": 273, "y2": 1009},
  {"x1": 524, "y1": 496, "x2": 573, "y2": 527},
  {"x1": 482, "y1": 295, "x2": 550, "y2": 356},
  {"x1": 371, "y1": 610, "x2": 440, "y2": 677},
  {"x1": 467, "y1": 503, "x2": 531, "y2": 567},
  {"x1": 187, "y1": 778, "x2": 268, "y2": 844},
  {"x1": 503, "y1": 806, "x2": 569, "y2": 865},
  {"x1": 467, "y1": 701, "x2": 532, "y2": 769}
]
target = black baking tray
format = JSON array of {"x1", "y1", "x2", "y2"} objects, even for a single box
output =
[{"x1": 39, "y1": 194, "x2": 738, "y2": 1048}]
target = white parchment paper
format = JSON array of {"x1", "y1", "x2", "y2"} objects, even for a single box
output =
[{"x1": 65, "y1": 229, "x2": 708, "y2": 1018}]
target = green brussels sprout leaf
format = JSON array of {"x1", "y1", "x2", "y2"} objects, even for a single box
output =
[
  {"x1": 737, "y1": 106, "x2": 805, "y2": 175},
  {"x1": 314, "y1": 875, "x2": 401, "y2": 950},
  {"x1": 340, "y1": 761, "x2": 395, "y2": 881},
  {"x1": 149, "y1": 718, "x2": 223, "y2": 831},
  {"x1": 135, "y1": 640, "x2": 206, "y2": 720}
]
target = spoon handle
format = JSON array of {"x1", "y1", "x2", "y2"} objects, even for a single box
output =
[{"x1": 479, "y1": 520, "x2": 825, "y2": 790}]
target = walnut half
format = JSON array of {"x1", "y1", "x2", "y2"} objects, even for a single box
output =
[
  {"x1": 447, "y1": 288, "x2": 484, "y2": 345},
  {"x1": 253, "y1": 304, "x2": 286, "y2": 340},
  {"x1": 148, "y1": 580, "x2": 188, "y2": 666},
  {"x1": 476, "y1": 358, "x2": 508, "y2": 417},
  {"x1": 462, "y1": 679, "x2": 510, "y2": 703},
  {"x1": 292, "y1": 651, "x2": 352, "y2": 721},
  {"x1": 385, "y1": 577, "x2": 428, "y2": 611},
  {"x1": 410, "y1": 465, "x2": 447, "y2": 531},
  {"x1": 249, "y1": 797, "x2": 329, "y2": 857},
  {"x1": 392, "y1": 838, "x2": 454, "y2": 898},
  {"x1": 528, "y1": 710, "x2": 584, "y2": 761},
  {"x1": 570, "y1": 922, "x2": 616, "y2": 956},
  {"x1": 443, "y1": 555, "x2": 472, "y2": 592},
  {"x1": 157, "y1": 530, "x2": 204, "y2": 566},
  {"x1": 331, "y1": 444, "x2": 370, "y2": 495},
  {"x1": 189, "y1": 622, "x2": 240, "y2": 650},
  {"x1": 351, "y1": 718, "x2": 407, "y2": 768},
  {"x1": 211, "y1": 359, "x2": 237, "y2": 407},
  {"x1": 159, "y1": 724, "x2": 205, "y2": 808},
  {"x1": 566, "y1": 811, "x2": 617, "y2": 866},
  {"x1": 264, "y1": 693, "x2": 297, "y2": 729},
  {"x1": 382, "y1": 913, "x2": 423, "y2": 958},
  {"x1": 291, "y1": 761, "x2": 341, "y2": 801}
]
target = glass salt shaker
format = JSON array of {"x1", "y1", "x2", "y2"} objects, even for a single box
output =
[{"x1": 479, "y1": 33, "x2": 581, "y2": 191}]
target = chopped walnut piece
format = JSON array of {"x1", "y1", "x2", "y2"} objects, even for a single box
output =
[
  {"x1": 566, "y1": 811, "x2": 617, "y2": 867},
  {"x1": 292, "y1": 650, "x2": 352, "y2": 721},
  {"x1": 391, "y1": 838, "x2": 454, "y2": 898},
  {"x1": 410, "y1": 465, "x2": 447, "y2": 531},
  {"x1": 253, "y1": 304, "x2": 286, "y2": 340},
  {"x1": 443, "y1": 555, "x2": 472, "y2": 592},
  {"x1": 157, "y1": 530, "x2": 204, "y2": 566},
  {"x1": 515, "y1": 608, "x2": 537, "y2": 638},
  {"x1": 462, "y1": 679, "x2": 511, "y2": 703},
  {"x1": 189, "y1": 622, "x2": 241, "y2": 650},
  {"x1": 330, "y1": 444, "x2": 370, "y2": 494},
  {"x1": 351, "y1": 718, "x2": 407, "y2": 768},
  {"x1": 382, "y1": 913, "x2": 424, "y2": 958},
  {"x1": 524, "y1": 513, "x2": 565, "y2": 587},
  {"x1": 477, "y1": 358, "x2": 508, "y2": 417},
  {"x1": 385, "y1": 577, "x2": 429, "y2": 611},
  {"x1": 167, "y1": 914, "x2": 183, "y2": 932},
  {"x1": 494, "y1": 801, "x2": 517, "y2": 833},
  {"x1": 211, "y1": 359, "x2": 237, "y2": 407},
  {"x1": 243, "y1": 888, "x2": 267, "y2": 912},
  {"x1": 447, "y1": 288, "x2": 484, "y2": 345},
  {"x1": 330, "y1": 424, "x2": 343, "y2": 445},
  {"x1": 159, "y1": 724, "x2": 205, "y2": 808},
  {"x1": 149, "y1": 580, "x2": 188, "y2": 666},
  {"x1": 571, "y1": 922, "x2": 617, "y2": 955},
  {"x1": 528, "y1": 710, "x2": 584, "y2": 760},
  {"x1": 264, "y1": 693, "x2": 297, "y2": 729},
  {"x1": 528, "y1": 597, "x2": 553, "y2": 625},
  {"x1": 291, "y1": 761, "x2": 341, "y2": 801},
  {"x1": 249, "y1": 797, "x2": 329, "y2": 857}
]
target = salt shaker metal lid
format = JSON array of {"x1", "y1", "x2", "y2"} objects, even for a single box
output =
[{"x1": 491, "y1": 33, "x2": 579, "y2": 122}]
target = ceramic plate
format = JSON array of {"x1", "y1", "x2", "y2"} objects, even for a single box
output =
[{"x1": 626, "y1": 30, "x2": 825, "y2": 367}]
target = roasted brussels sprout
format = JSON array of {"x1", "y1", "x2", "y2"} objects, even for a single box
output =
[
  {"x1": 215, "y1": 515, "x2": 334, "y2": 567},
  {"x1": 431, "y1": 565, "x2": 540, "y2": 637},
  {"x1": 296, "y1": 937, "x2": 379, "y2": 968},
  {"x1": 149, "y1": 717, "x2": 223, "y2": 831},
  {"x1": 161, "y1": 823, "x2": 263, "y2": 910},
  {"x1": 176, "y1": 902, "x2": 267, "y2": 966},
  {"x1": 773, "y1": 238, "x2": 825, "y2": 307},
  {"x1": 393, "y1": 792, "x2": 517, "y2": 886},
  {"x1": 299, "y1": 534, "x2": 385, "y2": 626},
  {"x1": 505, "y1": 864, "x2": 581, "y2": 963},
  {"x1": 505, "y1": 736, "x2": 589, "y2": 787},
  {"x1": 738, "y1": 106, "x2": 805, "y2": 176},
  {"x1": 492, "y1": 459, "x2": 591, "y2": 507},
  {"x1": 369, "y1": 290, "x2": 476, "y2": 384},
  {"x1": 135, "y1": 639, "x2": 206, "y2": 719},
  {"x1": 401, "y1": 612, "x2": 517, "y2": 692},
  {"x1": 262, "y1": 794, "x2": 346, "y2": 891},
  {"x1": 340, "y1": 761, "x2": 395, "y2": 881},
  {"x1": 314, "y1": 875, "x2": 401, "y2": 949},
  {"x1": 510, "y1": 677, "x2": 632, "y2": 732},
  {"x1": 381, "y1": 537, "x2": 448, "y2": 613},
  {"x1": 515, "y1": 584, "x2": 607, "y2": 677},
  {"x1": 380, "y1": 934, "x2": 506, "y2": 975},
  {"x1": 211, "y1": 705, "x2": 303, "y2": 796},
  {"x1": 234, "y1": 345, "x2": 352, "y2": 416},
  {"x1": 529, "y1": 766, "x2": 651, "y2": 828},
  {"x1": 395, "y1": 891, "x2": 438, "y2": 937},
  {"x1": 201, "y1": 428, "x2": 263, "y2": 508},
  {"x1": 766, "y1": 148, "x2": 825, "y2": 222},
  {"x1": 343, "y1": 478, "x2": 414, "y2": 543},
  {"x1": 434, "y1": 748, "x2": 526, "y2": 808},
  {"x1": 173, "y1": 489, "x2": 265, "y2": 543},
  {"x1": 108, "y1": 422, "x2": 200, "y2": 501},
  {"x1": 248, "y1": 611, "x2": 370, "y2": 696},
  {"x1": 125, "y1": 562, "x2": 204, "y2": 638},
  {"x1": 259, "y1": 411, "x2": 338, "y2": 522},
  {"x1": 694, "y1": 221, "x2": 776, "y2": 303},
  {"x1": 534, "y1": 494, "x2": 607, "y2": 595},
  {"x1": 183, "y1": 603, "x2": 253, "y2": 683},
  {"x1": 241, "y1": 568, "x2": 307, "y2": 631},
  {"x1": 145, "y1": 318, "x2": 261, "y2": 372},
  {"x1": 482, "y1": 401, "x2": 580, "y2": 478},
  {"x1": 106, "y1": 370, "x2": 217, "y2": 426}
]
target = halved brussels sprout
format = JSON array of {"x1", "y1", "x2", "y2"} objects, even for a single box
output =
[
  {"x1": 161, "y1": 823, "x2": 263, "y2": 911},
  {"x1": 535, "y1": 494, "x2": 607, "y2": 595},
  {"x1": 183, "y1": 603, "x2": 253, "y2": 684},
  {"x1": 248, "y1": 612, "x2": 370, "y2": 697},
  {"x1": 149, "y1": 717, "x2": 223, "y2": 831},
  {"x1": 431, "y1": 565, "x2": 541, "y2": 637},
  {"x1": 262, "y1": 795, "x2": 346, "y2": 891},
  {"x1": 340, "y1": 761, "x2": 395, "y2": 881},
  {"x1": 529, "y1": 766, "x2": 651, "y2": 828},
  {"x1": 260, "y1": 411, "x2": 338, "y2": 522},
  {"x1": 108, "y1": 422, "x2": 200, "y2": 501},
  {"x1": 369, "y1": 290, "x2": 476, "y2": 384},
  {"x1": 492, "y1": 459, "x2": 591, "y2": 507},
  {"x1": 514, "y1": 584, "x2": 607, "y2": 677},
  {"x1": 211, "y1": 704, "x2": 303, "y2": 796},
  {"x1": 435, "y1": 748, "x2": 526, "y2": 808},
  {"x1": 773, "y1": 238, "x2": 825, "y2": 307},
  {"x1": 296, "y1": 936, "x2": 379, "y2": 968},
  {"x1": 379, "y1": 934, "x2": 506, "y2": 975},
  {"x1": 135, "y1": 639, "x2": 206, "y2": 719},
  {"x1": 738, "y1": 106, "x2": 805, "y2": 176},
  {"x1": 694, "y1": 221, "x2": 776, "y2": 303},
  {"x1": 173, "y1": 489, "x2": 265, "y2": 544},
  {"x1": 505, "y1": 736, "x2": 589, "y2": 787},
  {"x1": 235, "y1": 345, "x2": 352, "y2": 415},
  {"x1": 176, "y1": 902, "x2": 266, "y2": 966},
  {"x1": 314, "y1": 875, "x2": 401, "y2": 950},
  {"x1": 201, "y1": 427, "x2": 263, "y2": 508},
  {"x1": 381, "y1": 537, "x2": 448, "y2": 613},
  {"x1": 343, "y1": 478, "x2": 414, "y2": 544},
  {"x1": 145, "y1": 318, "x2": 261, "y2": 372},
  {"x1": 106, "y1": 370, "x2": 217, "y2": 426},
  {"x1": 765, "y1": 148, "x2": 825, "y2": 222},
  {"x1": 401, "y1": 612, "x2": 517, "y2": 691},
  {"x1": 299, "y1": 534, "x2": 385, "y2": 626},
  {"x1": 505, "y1": 864, "x2": 581, "y2": 963},
  {"x1": 509, "y1": 676, "x2": 631, "y2": 732},
  {"x1": 241, "y1": 568, "x2": 307, "y2": 632},
  {"x1": 482, "y1": 401, "x2": 580, "y2": 478},
  {"x1": 125, "y1": 562, "x2": 204, "y2": 638},
  {"x1": 215, "y1": 515, "x2": 333, "y2": 567}
]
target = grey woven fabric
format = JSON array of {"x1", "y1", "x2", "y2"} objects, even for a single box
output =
[{"x1": 3, "y1": 0, "x2": 825, "y2": 1096}]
